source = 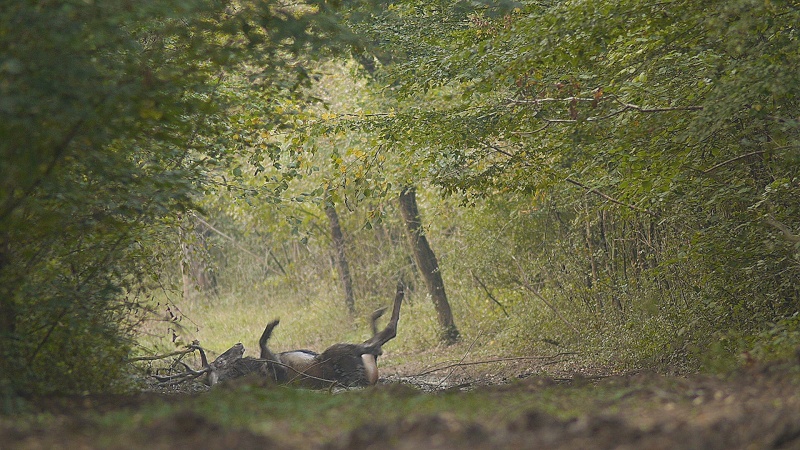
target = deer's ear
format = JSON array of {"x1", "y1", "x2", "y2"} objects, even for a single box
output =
[{"x1": 361, "y1": 354, "x2": 378, "y2": 385}]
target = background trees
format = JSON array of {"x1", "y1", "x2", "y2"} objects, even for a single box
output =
[
  {"x1": 2, "y1": 0, "x2": 797, "y2": 398},
  {"x1": 342, "y1": 0, "x2": 799, "y2": 365}
]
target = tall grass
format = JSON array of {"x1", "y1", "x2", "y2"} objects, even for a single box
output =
[{"x1": 136, "y1": 275, "x2": 477, "y2": 370}]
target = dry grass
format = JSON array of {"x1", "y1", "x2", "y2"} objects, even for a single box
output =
[{"x1": 134, "y1": 281, "x2": 506, "y2": 370}]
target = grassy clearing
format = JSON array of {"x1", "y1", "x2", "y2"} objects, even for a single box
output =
[
  {"x1": 134, "y1": 272, "x2": 703, "y2": 380},
  {"x1": 135, "y1": 276, "x2": 524, "y2": 373}
]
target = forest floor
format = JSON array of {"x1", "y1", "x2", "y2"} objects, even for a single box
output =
[{"x1": 3, "y1": 349, "x2": 800, "y2": 449}]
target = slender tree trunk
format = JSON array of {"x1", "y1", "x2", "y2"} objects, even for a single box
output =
[
  {"x1": 180, "y1": 215, "x2": 218, "y2": 301},
  {"x1": 583, "y1": 201, "x2": 603, "y2": 313},
  {"x1": 324, "y1": 192, "x2": 355, "y2": 313},
  {"x1": 585, "y1": 213, "x2": 598, "y2": 290},
  {"x1": 0, "y1": 234, "x2": 14, "y2": 339},
  {"x1": 398, "y1": 186, "x2": 459, "y2": 344},
  {"x1": 0, "y1": 296, "x2": 13, "y2": 339}
]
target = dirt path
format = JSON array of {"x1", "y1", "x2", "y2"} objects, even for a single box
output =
[
  {"x1": 357, "y1": 364, "x2": 800, "y2": 449},
  {"x1": 3, "y1": 358, "x2": 800, "y2": 449},
  {"x1": 339, "y1": 354, "x2": 800, "y2": 450}
]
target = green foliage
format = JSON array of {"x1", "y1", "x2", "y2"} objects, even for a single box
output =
[
  {"x1": 751, "y1": 312, "x2": 800, "y2": 362},
  {"x1": 4, "y1": 0, "x2": 796, "y2": 403},
  {"x1": 137, "y1": 0, "x2": 799, "y2": 376},
  {"x1": 323, "y1": 0, "x2": 800, "y2": 366},
  {"x1": 0, "y1": 0, "x2": 357, "y2": 397}
]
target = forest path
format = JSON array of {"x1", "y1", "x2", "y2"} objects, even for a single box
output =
[
  {"x1": 370, "y1": 359, "x2": 800, "y2": 450},
  {"x1": 3, "y1": 356, "x2": 800, "y2": 449}
]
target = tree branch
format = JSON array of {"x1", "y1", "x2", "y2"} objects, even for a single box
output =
[
  {"x1": 511, "y1": 273, "x2": 579, "y2": 335},
  {"x1": 764, "y1": 215, "x2": 800, "y2": 244},
  {"x1": 506, "y1": 95, "x2": 702, "y2": 124},
  {"x1": 471, "y1": 270, "x2": 509, "y2": 317},
  {"x1": 0, "y1": 118, "x2": 86, "y2": 222},
  {"x1": 565, "y1": 178, "x2": 654, "y2": 215},
  {"x1": 511, "y1": 121, "x2": 553, "y2": 136},
  {"x1": 506, "y1": 96, "x2": 598, "y2": 105},
  {"x1": 703, "y1": 151, "x2": 766, "y2": 174},
  {"x1": 192, "y1": 213, "x2": 286, "y2": 275},
  {"x1": 129, "y1": 346, "x2": 198, "y2": 362},
  {"x1": 614, "y1": 101, "x2": 703, "y2": 113}
]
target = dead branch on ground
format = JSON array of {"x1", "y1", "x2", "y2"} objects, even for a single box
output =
[{"x1": 412, "y1": 353, "x2": 578, "y2": 378}]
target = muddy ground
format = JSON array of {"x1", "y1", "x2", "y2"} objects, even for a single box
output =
[{"x1": 3, "y1": 355, "x2": 800, "y2": 449}]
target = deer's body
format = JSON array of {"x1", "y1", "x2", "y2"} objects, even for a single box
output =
[
  {"x1": 156, "y1": 285, "x2": 403, "y2": 389},
  {"x1": 257, "y1": 284, "x2": 403, "y2": 388}
]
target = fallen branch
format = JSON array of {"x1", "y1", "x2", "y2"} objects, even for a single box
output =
[
  {"x1": 552, "y1": 374, "x2": 615, "y2": 382},
  {"x1": 129, "y1": 346, "x2": 198, "y2": 362},
  {"x1": 437, "y1": 330, "x2": 483, "y2": 388},
  {"x1": 153, "y1": 363, "x2": 210, "y2": 385},
  {"x1": 413, "y1": 354, "x2": 578, "y2": 377}
]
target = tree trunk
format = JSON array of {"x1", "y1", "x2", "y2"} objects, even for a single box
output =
[
  {"x1": 0, "y1": 234, "x2": 14, "y2": 339},
  {"x1": 398, "y1": 186, "x2": 459, "y2": 344},
  {"x1": 324, "y1": 193, "x2": 355, "y2": 313}
]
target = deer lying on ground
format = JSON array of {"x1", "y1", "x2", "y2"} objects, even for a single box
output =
[
  {"x1": 155, "y1": 284, "x2": 403, "y2": 389},
  {"x1": 259, "y1": 284, "x2": 403, "y2": 388}
]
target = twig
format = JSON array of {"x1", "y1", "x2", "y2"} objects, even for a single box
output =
[
  {"x1": 511, "y1": 121, "x2": 552, "y2": 136},
  {"x1": 506, "y1": 95, "x2": 702, "y2": 124},
  {"x1": 192, "y1": 213, "x2": 286, "y2": 275},
  {"x1": 27, "y1": 224, "x2": 139, "y2": 367},
  {"x1": 281, "y1": 357, "x2": 340, "y2": 387},
  {"x1": 471, "y1": 271, "x2": 509, "y2": 317},
  {"x1": 565, "y1": 177, "x2": 654, "y2": 216},
  {"x1": 702, "y1": 150, "x2": 766, "y2": 174},
  {"x1": 486, "y1": 147, "x2": 654, "y2": 217},
  {"x1": 552, "y1": 374, "x2": 614, "y2": 382},
  {"x1": 1, "y1": 117, "x2": 86, "y2": 222},
  {"x1": 764, "y1": 215, "x2": 800, "y2": 244},
  {"x1": 414, "y1": 354, "x2": 578, "y2": 377},
  {"x1": 489, "y1": 144, "x2": 514, "y2": 158},
  {"x1": 153, "y1": 366, "x2": 210, "y2": 385},
  {"x1": 512, "y1": 273, "x2": 580, "y2": 335},
  {"x1": 614, "y1": 100, "x2": 703, "y2": 113},
  {"x1": 129, "y1": 347, "x2": 198, "y2": 362},
  {"x1": 437, "y1": 331, "x2": 483, "y2": 388},
  {"x1": 506, "y1": 96, "x2": 598, "y2": 105}
]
